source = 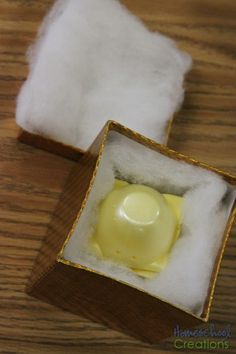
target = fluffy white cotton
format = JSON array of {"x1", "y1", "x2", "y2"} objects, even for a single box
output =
[
  {"x1": 63, "y1": 131, "x2": 235, "y2": 316},
  {"x1": 16, "y1": 0, "x2": 191, "y2": 150}
]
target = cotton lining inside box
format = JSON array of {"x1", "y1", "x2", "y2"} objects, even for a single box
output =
[{"x1": 62, "y1": 130, "x2": 235, "y2": 317}]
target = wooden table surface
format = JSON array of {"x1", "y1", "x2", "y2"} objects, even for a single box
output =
[{"x1": 0, "y1": 0, "x2": 235, "y2": 353}]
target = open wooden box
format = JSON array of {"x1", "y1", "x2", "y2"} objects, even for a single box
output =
[{"x1": 20, "y1": 120, "x2": 236, "y2": 343}]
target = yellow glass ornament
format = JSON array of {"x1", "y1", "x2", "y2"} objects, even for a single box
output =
[{"x1": 91, "y1": 179, "x2": 183, "y2": 278}]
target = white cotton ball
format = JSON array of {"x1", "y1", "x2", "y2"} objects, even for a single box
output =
[{"x1": 16, "y1": 0, "x2": 191, "y2": 149}]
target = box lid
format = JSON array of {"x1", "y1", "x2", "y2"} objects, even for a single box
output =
[{"x1": 16, "y1": 0, "x2": 191, "y2": 151}]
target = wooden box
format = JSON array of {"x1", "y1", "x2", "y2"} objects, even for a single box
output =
[{"x1": 22, "y1": 120, "x2": 236, "y2": 343}]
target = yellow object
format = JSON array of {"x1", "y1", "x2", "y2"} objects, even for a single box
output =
[{"x1": 91, "y1": 179, "x2": 183, "y2": 278}]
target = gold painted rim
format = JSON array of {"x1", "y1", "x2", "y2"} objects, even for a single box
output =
[{"x1": 57, "y1": 119, "x2": 236, "y2": 321}]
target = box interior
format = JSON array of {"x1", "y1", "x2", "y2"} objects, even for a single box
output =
[{"x1": 62, "y1": 130, "x2": 236, "y2": 318}]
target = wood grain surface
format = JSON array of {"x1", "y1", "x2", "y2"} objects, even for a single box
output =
[{"x1": 0, "y1": 0, "x2": 235, "y2": 353}]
